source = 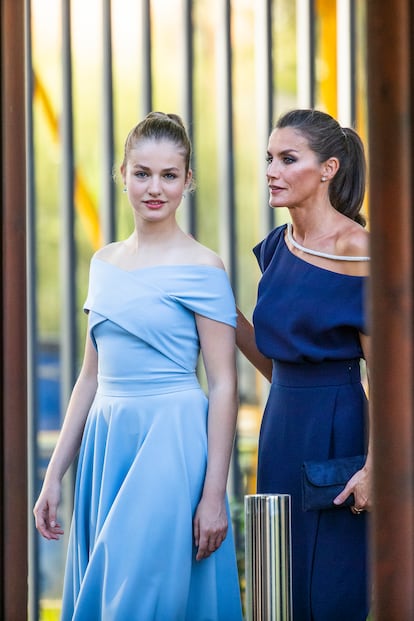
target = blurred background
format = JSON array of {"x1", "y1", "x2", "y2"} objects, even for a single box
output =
[{"x1": 27, "y1": 1, "x2": 369, "y2": 618}]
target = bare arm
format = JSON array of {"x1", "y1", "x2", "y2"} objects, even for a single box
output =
[
  {"x1": 193, "y1": 314, "x2": 238, "y2": 561},
  {"x1": 236, "y1": 307, "x2": 273, "y2": 382},
  {"x1": 334, "y1": 332, "x2": 372, "y2": 511},
  {"x1": 33, "y1": 329, "x2": 98, "y2": 539}
]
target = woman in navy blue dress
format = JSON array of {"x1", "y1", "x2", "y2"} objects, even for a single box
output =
[{"x1": 237, "y1": 109, "x2": 371, "y2": 620}]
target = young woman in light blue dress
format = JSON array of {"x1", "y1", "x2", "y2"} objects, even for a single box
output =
[{"x1": 34, "y1": 112, "x2": 243, "y2": 621}]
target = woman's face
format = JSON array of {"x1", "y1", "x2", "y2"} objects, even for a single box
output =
[
  {"x1": 122, "y1": 138, "x2": 192, "y2": 223},
  {"x1": 266, "y1": 126, "x2": 326, "y2": 209}
]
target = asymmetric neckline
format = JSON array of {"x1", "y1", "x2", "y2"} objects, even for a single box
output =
[
  {"x1": 282, "y1": 226, "x2": 367, "y2": 280},
  {"x1": 286, "y1": 223, "x2": 370, "y2": 262}
]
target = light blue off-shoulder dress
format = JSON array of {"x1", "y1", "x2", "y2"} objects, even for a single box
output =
[{"x1": 60, "y1": 258, "x2": 243, "y2": 621}]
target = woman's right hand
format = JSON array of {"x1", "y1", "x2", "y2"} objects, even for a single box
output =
[{"x1": 33, "y1": 480, "x2": 64, "y2": 540}]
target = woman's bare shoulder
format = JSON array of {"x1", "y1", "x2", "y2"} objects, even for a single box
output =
[
  {"x1": 336, "y1": 222, "x2": 370, "y2": 258},
  {"x1": 333, "y1": 221, "x2": 370, "y2": 276},
  {"x1": 182, "y1": 234, "x2": 225, "y2": 269},
  {"x1": 93, "y1": 241, "x2": 125, "y2": 263}
]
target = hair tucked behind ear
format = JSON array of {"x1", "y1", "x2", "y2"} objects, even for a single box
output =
[
  {"x1": 276, "y1": 109, "x2": 366, "y2": 226},
  {"x1": 122, "y1": 111, "x2": 193, "y2": 181}
]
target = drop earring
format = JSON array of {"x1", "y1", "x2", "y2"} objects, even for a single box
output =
[{"x1": 123, "y1": 186, "x2": 127, "y2": 193}]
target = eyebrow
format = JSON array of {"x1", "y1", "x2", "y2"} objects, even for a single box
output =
[
  {"x1": 267, "y1": 148, "x2": 300, "y2": 157},
  {"x1": 132, "y1": 164, "x2": 181, "y2": 172}
]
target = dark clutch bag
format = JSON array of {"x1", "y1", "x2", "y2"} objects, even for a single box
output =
[{"x1": 302, "y1": 454, "x2": 366, "y2": 511}]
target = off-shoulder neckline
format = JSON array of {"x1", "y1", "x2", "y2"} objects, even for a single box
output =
[{"x1": 93, "y1": 256, "x2": 226, "y2": 274}]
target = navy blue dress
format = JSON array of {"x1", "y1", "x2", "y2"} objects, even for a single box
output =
[{"x1": 252, "y1": 225, "x2": 369, "y2": 621}]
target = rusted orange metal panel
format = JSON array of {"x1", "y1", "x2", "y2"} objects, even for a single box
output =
[
  {"x1": 1, "y1": 0, "x2": 28, "y2": 619},
  {"x1": 366, "y1": 1, "x2": 414, "y2": 619}
]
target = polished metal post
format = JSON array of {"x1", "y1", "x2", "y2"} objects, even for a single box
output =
[{"x1": 245, "y1": 494, "x2": 292, "y2": 621}]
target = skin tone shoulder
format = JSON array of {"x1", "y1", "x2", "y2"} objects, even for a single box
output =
[{"x1": 34, "y1": 126, "x2": 238, "y2": 562}]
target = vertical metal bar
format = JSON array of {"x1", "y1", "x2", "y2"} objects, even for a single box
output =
[
  {"x1": 255, "y1": 0, "x2": 274, "y2": 235},
  {"x1": 336, "y1": 0, "x2": 356, "y2": 126},
  {"x1": 336, "y1": 0, "x2": 353, "y2": 125},
  {"x1": 1, "y1": 0, "x2": 28, "y2": 618},
  {"x1": 296, "y1": 0, "x2": 311, "y2": 107},
  {"x1": 296, "y1": 0, "x2": 316, "y2": 108},
  {"x1": 216, "y1": 0, "x2": 242, "y2": 549},
  {"x1": 182, "y1": 0, "x2": 197, "y2": 237},
  {"x1": 264, "y1": 0, "x2": 273, "y2": 131},
  {"x1": 308, "y1": 0, "x2": 316, "y2": 108},
  {"x1": 61, "y1": 0, "x2": 77, "y2": 408},
  {"x1": 217, "y1": 0, "x2": 237, "y2": 286},
  {"x1": 102, "y1": 0, "x2": 116, "y2": 243},
  {"x1": 348, "y1": 0, "x2": 356, "y2": 124},
  {"x1": 26, "y1": 1, "x2": 40, "y2": 618},
  {"x1": 245, "y1": 495, "x2": 292, "y2": 621},
  {"x1": 140, "y1": 0, "x2": 152, "y2": 115},
  {"x1": 60, "y1": 0, "x2": 77, "y2": 520},
  {"x1": 366, "y1": 1, "x2": 414, "y2": 619}
]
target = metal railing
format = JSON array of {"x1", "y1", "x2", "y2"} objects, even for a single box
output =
[{"x1": 24, "y1": 1, "x2": 359, "y2": 618}]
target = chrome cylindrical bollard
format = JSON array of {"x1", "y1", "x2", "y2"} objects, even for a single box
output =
[{"x1": 245, "y1": 494, "x2": 292, "y2": 621}]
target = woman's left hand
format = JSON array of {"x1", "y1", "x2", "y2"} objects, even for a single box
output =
[
  {"x1": 333, "y1": 464, "x2": 372, "y2": 514},
  {"x1": 193, "y1": 494, "x2": 228, "y2": 561}
]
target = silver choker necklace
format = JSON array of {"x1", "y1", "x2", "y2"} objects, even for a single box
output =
[{"x1": 286, "y1": 223, "x2": 370, "y2": 262}]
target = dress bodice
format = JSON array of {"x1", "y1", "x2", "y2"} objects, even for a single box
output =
[
  {"x1": 252, "y1": 225, "x2": 368, "y2": 363},
  {"x1": 84, "y1": 259, "x2": 237, "y2": 385}
]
